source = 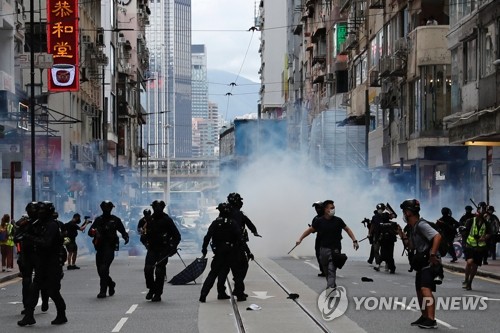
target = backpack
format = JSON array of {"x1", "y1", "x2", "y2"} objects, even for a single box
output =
[{"x1": 416, "y1": 220, "x2": 448, "y2": 257}]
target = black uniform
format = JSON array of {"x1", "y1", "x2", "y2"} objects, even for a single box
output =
[
  {"x1": 437, "y1": 215, "x2": 459, "y2": 261},
  {"x1": 200, "y1": 213, "x2": 247, "y2": 302},
  {"x1": 142, "y1": 211, "x2": 180, "y2": 302},
  {"x1": 18, "y1": 210, "x2": 67, "y2": 326},
  {"x1": 372, "y1": 212, "x2": 397, "y2": 273},
  {"x1": 88, "y1": 212, "x2": 128, "y2": 298}
]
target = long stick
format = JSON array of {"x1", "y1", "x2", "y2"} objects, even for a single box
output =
[
  {"x1": 358, "y1": 236, "x2": 369, "y2": 243},
  {"x1": 287, "y1": 244, "x2": 298, "y2": 255}
]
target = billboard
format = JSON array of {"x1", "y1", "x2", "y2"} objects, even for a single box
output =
[{"x1": 47, "y1": 0, "x2": 79, "y2": 92}]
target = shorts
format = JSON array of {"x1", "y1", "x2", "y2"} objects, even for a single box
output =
[
  {"x1": 415, "y1": 266, "x2": 436, "y2": 292},
  {"x1": 464, "y1": 246, "x2": 486, "y2": 266},
  {"x1": 65, "y1": 240, "x2": 78, "y2": 253}
]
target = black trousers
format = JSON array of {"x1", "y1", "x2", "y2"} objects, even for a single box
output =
[
  {"x1": 18, "y1": 252, "x2": 49, "y2": 310},
  {"x1": 315, "y1": 236, "x2": 324, "y2": 273},
  {"x1": 95, "y1": 246, "x2": 115, "y2": 293},
  {"x1": 214, "y1": 248, "x2": 246, "y2": 297},
  {"x1": 26, "y1": 257, "x2": 65, "y2": 315},
  {"x1": 144, "y1": 249, "x2": 169, "y2": 295},
  {"x1": 379, "y1": 241, "x2": 396, "y2": 272}
]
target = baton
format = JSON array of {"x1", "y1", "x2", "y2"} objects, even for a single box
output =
[
  {"x1": 287, "y1": 244, "x2": 299, "y2": 255},
  {"x1": 470, "y1": 198, "x2": 478, "y2": 209},
  {"x1": 358, "y1": 236, "x2": 369, "y2": 243}
]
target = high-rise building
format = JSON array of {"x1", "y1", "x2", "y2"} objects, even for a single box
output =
[
  {"x1": 145, "y1": 0, "x2": 192, "y2": 159},
  {"x1": 191, "y1": 44, "x2": 208, "y2": 119}
]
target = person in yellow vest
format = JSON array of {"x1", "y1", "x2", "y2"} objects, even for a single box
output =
[
  {"x1": 462, "y1": 202, "x2": 492, "y2": 290},
  {"x1": 0, "y1": 214, "x2": 15, "y2": 272}
]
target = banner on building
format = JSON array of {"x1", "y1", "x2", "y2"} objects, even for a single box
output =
[{"x1": 47, "y1": 0, "x2": 79, "y2": 92}]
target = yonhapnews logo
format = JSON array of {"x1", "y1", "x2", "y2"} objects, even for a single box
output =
[{"x1": 317, "y1": 286, "x2": 349, "y2": 321}]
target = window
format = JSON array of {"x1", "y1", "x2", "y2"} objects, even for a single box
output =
[
  {"x1": 464, "y1": 39, "x2": 477, "y2": 83},
  {"x1": 481, "y1": 23, "x2": 497, "y2": 77},
  {"x1": 450, "y1": 49, "x2": 461, "y2": 113}
]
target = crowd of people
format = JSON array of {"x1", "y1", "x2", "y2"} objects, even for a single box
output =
[{"x1": 2, "y1": 194, "x2": 499, "y2": 329}]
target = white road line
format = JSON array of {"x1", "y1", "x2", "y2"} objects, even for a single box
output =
[
  {"x1": 352, "y1": 282, "x2": 359, "y2": 285},
  {"x1": 304, "y1": 261, "x2": 319, "y2": 270},
  {"x1": 393, "y1": 301, "x2": 458, "y2": 330},
  {"x1": 369, "y1": 290, "x2": 377, "y2": 294},
  {"x1": 111, "y1": 317, "x2": 128, "y2": 332},
  {"x1": 126, "y1": 304, "x2": 138, "y2": 314}
]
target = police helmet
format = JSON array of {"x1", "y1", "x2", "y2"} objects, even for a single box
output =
[
  {"x1": 216, "y1": 202, "x2": 231, "y2": 217},
  {"x1": 42, "y1": 201, "x2": 56, "y2": 214},
  {"x1": 488, "y1": 206, "x2": 495, "y2": 213},
  {"x1": 143, "y1": 208, "x2": 152, "y2": 216},
  {"x1": 465, "y1": 205, "x2": 473, "y2": 212},
  {"x1": 312, "y1": 201, "x2": 323, "y2": 215},
  {"x1": 376, "y1": 203, "x2": 386, "y2": 211},
  {"x1": 400, "y1": 199, "x2": 420, "y2": 214},
  {"x1": 151, "y1": 200, "x2": 166, "y2": 210},
  {"x1": 441, "y1": 207, "x2": 452, "y2": 216},
  {"x1": 227, "y1": 193, "x2": 243, "y2": 207},
  {"x1": 25, "y1": 202, "x2": 39, "y2": 214},
  {"x1": 37, "y1": 201, "x2": 52, "y2": 218},
  {"x1": 100, "y1": 200, "x2": 114, "y2": 209},
  {"x1": 478, "y1": 201, "x2": 488, "y2": 213}
]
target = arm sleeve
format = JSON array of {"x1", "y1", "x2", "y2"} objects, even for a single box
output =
[
  {"x1": 167, "y1": 217, "x2": 181, "y2": 244},
  {"x1": 201, "y1": 223, "x2": 214, "y2": 251},
  {"x1": 242, "y1": 214, "x2": 258, "y2": 234},
  {"x1": 418, "y1": 222, "x2": 438, "y2": 242},
  {"x1": 115, "y1": 218, "x2": 128, "y2": 238}
]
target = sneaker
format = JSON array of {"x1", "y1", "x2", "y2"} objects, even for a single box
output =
[
  {"x1": 317, "y1": 272, "x2": 326, "y2": 277},
  {"x1": 410, "y1": 316, "x2": 426, "y2": 326},
  {"x1": 51, "y1": 314, "x2": 68, "y2": 325},
  {"x1": 418, "y1": 318, "x2": 437, "y2": 329},
  {"x1": 151, "y1": 294, "x2": 161, "y2": 302},
  {"x1": 434, "y1": 276, "x2": 443, "y2": 285},
  {"x1": 67, "y1": 265, "x2": 74, "y2": 270},
  {"x1": 73, "y1": 265, "x2": 80, "y2": 269},
  {"x1": 145, "y1": 290, "x2": 155, "y2": 300},
  {"x1": 235, "y1": 294, "x2": 247, "y2": 302},
  {"x1": 6, "y1": 268, "x2": 12, "y2": 272},
  {"x1": 373, "y1": 266, "x2": 380, "y2": 272},
  {"x1": 97, "y1": 292, "x2": 107, "y2": 298}
]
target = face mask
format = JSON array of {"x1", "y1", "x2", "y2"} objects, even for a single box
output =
[
  {"x1": 377, "y1": 209, "x2": 384, "y2": 214},
  {"x1": 329, "y1": 209, "x2": 335, "y2": 217},
  {"x1": 403, "y1": 213, "x2": 408, "y2": 223}
]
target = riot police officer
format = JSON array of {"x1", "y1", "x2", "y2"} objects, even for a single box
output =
[
  {"x1": 15, "y1": 202, "x2": 50, "y2": 316},
  {"x1": 17, "y1": 201, "x2": 67, "y2": 326},
  {"x1": 142, "y1": 200, "x2": 180, "y2": 302},
  {"x1": 199, "y1": 203, "x2": 249, "y2": 302},
  {"x1": 88, "y1": 201, "x2": 129, "y2": 298},
  {"x1": 371, "y1": 203, "x2": 398, "y2": 273}
]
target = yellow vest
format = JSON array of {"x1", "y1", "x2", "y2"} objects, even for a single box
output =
[
  {"x1": 0, "y1": 223, "x2": 14, "y2": 247},
  {"x1": 466, "y1": 218, "x2": 487, "y2": 248}
]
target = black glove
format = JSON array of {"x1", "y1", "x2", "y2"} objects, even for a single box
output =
[
  {"x1": 247, "y1": 253, "x2": 254, "y2": 261},
  {"x1": 201, "y1": 248, "x2": 207, "y2": 257},
  {"x1": 253, "y1": 232, "x2": 262, "y2": 238},
  {"x1": 123, "y1": 236, "x2": 129, "y2": 245}
]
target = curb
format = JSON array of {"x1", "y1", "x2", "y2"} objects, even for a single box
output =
[
  {"x1": 0, "y1": 272, "x2": 21, "y2": 284},
  {"x1": 442, "y1": 263, "x2": 500, "y2": 280}
]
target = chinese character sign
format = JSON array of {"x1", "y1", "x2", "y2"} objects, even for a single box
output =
[{"x1": 47, "y1": 0, "x2": 79, "y2": 92}]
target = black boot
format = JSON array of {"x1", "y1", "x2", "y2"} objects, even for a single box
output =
[
  {"x1": 145, "y1": 290, "x2": 155, "y2": 300},
  {"x1": 199, "y1": 294, "x2": 207, "y2": 303},
  {"x1": 97, "y1": 289, "x2": 107, "y2": 298},
  {"x1": 41, "y1": 300, "x2": 49, "y2": 312},
  {"x1": 108, "y1": 281, "x2": 116, "y2": 296},
  {"x1": 51, "y1": 312, "x2": 68, "y2": 325},
  {"x1": 18, "y1": 313, "x2": 36, "y2": 326}
]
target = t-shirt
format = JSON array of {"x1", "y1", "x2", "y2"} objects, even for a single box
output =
[
  {"x1": 410, "y1": 218, "x2": 438, "y2": 253},
  {"x1": 311, "y1": 216, "x2": 347, "y2": 250},
  {"x1": 65, "y1": 222, "x2": 80, "y2": 240}
]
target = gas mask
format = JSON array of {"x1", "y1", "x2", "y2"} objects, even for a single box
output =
[{"x1": 328, "y1": 209, "x2": 336, "y2": 217}]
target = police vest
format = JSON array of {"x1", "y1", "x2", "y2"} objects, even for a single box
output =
[{"x1": 466, "y1": 218, "x2": 487, "y2": 248}]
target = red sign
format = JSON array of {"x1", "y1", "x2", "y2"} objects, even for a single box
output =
[
  {"x1": 47, "y1": 0, "x2": 79, "y2": 92},
  {"x1": 23, "y1": 136, "x2": 62, "y2": 172}
]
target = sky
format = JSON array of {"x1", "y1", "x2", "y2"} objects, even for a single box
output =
[{"x1": 191, "y1": 0, "x2": 261, "y2": 83}]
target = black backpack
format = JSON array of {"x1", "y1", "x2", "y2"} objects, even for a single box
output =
[{"x1": 416, "y1": 220, "x2": 448, "y2": 257}]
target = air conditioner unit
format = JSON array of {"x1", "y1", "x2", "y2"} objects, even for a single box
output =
[
  {"x1": 82, "y1": 35, "x2": 91, "y2": 43},
  {"x1": 391, "y1": 57, "x2": 405, "y2": 76},
  {"x1": 379, "y1": 56, "x2": 393, "y2": 77},
  {"x1": 395, "y1": 37, "x2": 408, "y2": 54}
]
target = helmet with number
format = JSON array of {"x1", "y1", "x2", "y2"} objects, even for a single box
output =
[
  {"x1": 227, "y1": 192, "x2": 243, "y2": 209},
  {"x1": 25, "y1": 202, "x2": 39, "y2": 218},
  {"x1": 441, "y1": 207, "x2": 452, "y2": 217},
  {"x1": 37, "y1": 201, "x2": 53, "y2": 219},
  {"x1": 400, "y1": 199, "x2": 420, "y2": 214},
  {"x1": 216, "y1": 202, "x2": 231, "y2": 218},
  {"x1": 100, "y1": 200, "x2": 114, "y2": 214},
  {"x1": 143, "y1": 209, "x2": 152, "y2": 217},
  {"x1": 312, "y1": 201, "x2": 324, "y2": 216}
]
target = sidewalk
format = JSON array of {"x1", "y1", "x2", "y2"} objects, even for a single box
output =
[
  {"x1": 0, "y1": 267, "x2": 21, "y2": 283},
  {"x1": 442, "y1": 258, "x2": 500, "y2": 280}
]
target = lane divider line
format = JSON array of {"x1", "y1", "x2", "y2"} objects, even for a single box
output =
[
  {"x1": 393, "y1": 301, "x2": 457, "y2": 330},
  {"x1": 111, "y1": 317, "x2": 128, "y2": 332},
  {"x1": 126, "y1": 304, "x2": 138, "y2": 314}
]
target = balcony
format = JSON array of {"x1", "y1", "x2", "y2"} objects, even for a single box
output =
[
  {"x1": 312, "y1": 64, "x2": 326, "y2": 83},
  {"x1": 379, "y1": 56, "x2": 392, "y2": 77},
  {"x1": 408, "y1": 25, "x2": 451, "y2": 72},
  {"x1": 368, "y1": 0, "x2": 384, "y2": 9}
]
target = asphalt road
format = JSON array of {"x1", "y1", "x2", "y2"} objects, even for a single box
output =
[{"x1": 1, "y1": 251, "x2": 499, "y2": 332}]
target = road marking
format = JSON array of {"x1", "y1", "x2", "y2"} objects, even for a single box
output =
[
  {"x1": 393, "y1": 301, "x2": 458, "y2": 330},
  {"x1": 443, "y1": 268, "x2": 500, "y2": 284},
  {"x1": 352, "y1": 282, "x2": 359, "y2": 285},
  {"x1": 111, "y1": 317, "x2": 128, "y2": 332},
  {"x1": 369, "y1": 290, "x2": 377, "y2": 294},
  {"x1": 465, "y1": 294, "x2": 500, "y2": 301},
  {"x1": 126, "y1": 304, "x2": 138, "y2": 314},
  {"x1": 304, "y1": 261, "x2": 319, "y2": 270},
  {"x1": 250, "y1": 291, "x2": 275, "y2": 300}
]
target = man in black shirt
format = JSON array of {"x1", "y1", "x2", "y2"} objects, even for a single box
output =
[
  {"x1": 296, "y1": 200, "x2": 359, "y2": 292},
  {"x1": 64, "y1": 213, "x2": 89, "y2": 270},
  {"x1": 142, "y1": 201, "x2": 180, "y2": 302},
  {"x1": 88, "y1": 201, "x2": 129, "y2": 298}
]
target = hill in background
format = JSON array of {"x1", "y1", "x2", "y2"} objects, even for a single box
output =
[{"x1": 208, "y1": 70, "x2": 259, "y2": 121}]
